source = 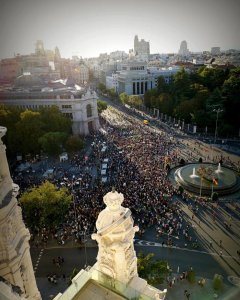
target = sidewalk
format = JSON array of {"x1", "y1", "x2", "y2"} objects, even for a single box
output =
[{"x1": 158, "y1": 276, "x2": 240, "y2": 300}]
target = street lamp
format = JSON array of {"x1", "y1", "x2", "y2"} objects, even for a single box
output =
[
  {"x1": 213, "y1": 108, "x2": 223, "y2": 144},
  {"x1": 83, "y1": 226, "x2": 88, "y2": 268},
  {"x1": 72, "y1": 175, "x2": 79, "y2": 241}
]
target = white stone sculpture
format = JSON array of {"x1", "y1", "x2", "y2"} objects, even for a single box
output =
[
  {"x1": 92, "y1": 189, "x2": 167, "y2": 299},
  {"x1": 92, "y1": 189, "x2": 139, "y2": 283}
]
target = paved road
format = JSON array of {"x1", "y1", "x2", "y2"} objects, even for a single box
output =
[{"x1": 29, "y1": 98, "x2": 240, "y2": 299}]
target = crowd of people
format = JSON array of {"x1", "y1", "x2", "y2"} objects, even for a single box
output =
[{"x1": 12, "y1": 105, "x2": 239, "y2": 252}]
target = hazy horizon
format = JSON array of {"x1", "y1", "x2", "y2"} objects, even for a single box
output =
[{"x1": 0, "y1": 0, "x2": 240, "y2": 59}]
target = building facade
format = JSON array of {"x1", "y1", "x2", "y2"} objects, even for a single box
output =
[
  {"x1": 117, "y1": 61, "x2": 180, "y2": 95},
  {"x1": 0, "y1": 89, "x2": 100, "y2": 136},
  {"x1": 106, "y1": 73, "x2": 119, "y2": 92},
  {"x1": 0, "y1": 127, "x2": 41, "y2": 300},
  {"x1": 134, "y1": 35, "x2": 150, "y2": 60},
  {"x1": 79, "y1": 60, "x2": 89, "y2": 84}
]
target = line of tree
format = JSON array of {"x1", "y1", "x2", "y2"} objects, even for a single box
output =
[
  {"x1": 0, "y1": 105, "x2": 84, "y2": 157},
  {"x1": 98, "y1": 83, "x2": 118, "y2": 100},
  {"x1": 143, "y1": 66, "x2": 240, "y2": 137}
]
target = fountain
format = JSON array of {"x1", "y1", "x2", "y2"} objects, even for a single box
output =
[
  {"x1": 190, "y1": 167, "x2": 199, "y2": 178},
  {"x1": 173, "y1": 163, "x2": 240, "y2": 196},
  {"x1": 215, "y1": 163, "x2": 223, "y2": 174}
]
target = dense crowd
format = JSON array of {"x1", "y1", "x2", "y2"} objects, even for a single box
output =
[{"x1": 12, "y1": 106, "x2": 239, "y2": 250}]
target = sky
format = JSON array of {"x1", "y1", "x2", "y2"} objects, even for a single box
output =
[{"x1": 0, "y1": 0, "x2": 240, "y2": 59}]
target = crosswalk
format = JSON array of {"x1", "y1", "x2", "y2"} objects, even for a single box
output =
[
  {"x1": 68, "y1": 166, "x2": 81, "y2": 173},
  {"x1": 34, "y1": 248, "x2": 44, "y2": 273}
]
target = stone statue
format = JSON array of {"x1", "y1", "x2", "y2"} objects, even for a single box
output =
[{"x1": 92, "y1": 189, "x2": 139, "y2": 283}]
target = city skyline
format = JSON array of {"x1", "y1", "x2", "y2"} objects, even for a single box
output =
[{"x1": 0, "y1": 0, "x2": 240, "y2": 59}]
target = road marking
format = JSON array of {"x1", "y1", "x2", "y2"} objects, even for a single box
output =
[
  {"x1": 134, "y1": 239, "x2": 239, "y2": 259},
  {"x1": 34, "y1": 248, "x2": 44, "y2": 273}
]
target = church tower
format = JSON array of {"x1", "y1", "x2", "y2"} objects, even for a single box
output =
[{"x1": 0, "y1": 127, "x2": 41, "y2": 300}]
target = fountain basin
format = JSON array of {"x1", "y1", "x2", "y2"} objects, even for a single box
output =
[{"x1": 174, "y1": 163, "x2": 240, "y2": 196}]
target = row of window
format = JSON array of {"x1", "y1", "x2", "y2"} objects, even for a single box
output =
[
  {"x1": 62, "y1": 104, "x2": 72, "y2": 109},
  {"x1": 130, "y1": 66, "x2": 145, "y2": 71},
  {"x1": 132, "y1": 82, "x2": 148, "y2": 95},
  {"x1": 11, "y1": 104, "x2": 93, "y2": 118}
]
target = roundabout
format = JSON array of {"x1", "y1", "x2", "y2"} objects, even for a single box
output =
[{"x1": 173, "y1": 163, "x2": 240, "y2": 196}]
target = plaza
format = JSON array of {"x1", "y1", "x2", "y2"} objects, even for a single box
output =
[{"x1": 8, "y1": 102, "x2": 239, "y2": 299}]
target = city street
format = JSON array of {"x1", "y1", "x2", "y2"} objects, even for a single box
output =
[{"x1": 26, "y1": 100, "x2": 240, "y2": 299}]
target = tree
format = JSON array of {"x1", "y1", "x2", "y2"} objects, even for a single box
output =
[
  {"x1": 158, "y1": 93, "x2": 174, "y2": 115},
  {"x1": 213, "y1": 274, "x2": 223, "y2": 291},
  {"x1": 137, "y1": 252, "x2": 170, "y2": 285},
  {"x1": 107, "y1": 88, "x2": 117, "y2": 99},
  {"x1": 39, "y1": 106, "x2": 72, "y2": 133},
  {"x1": 19, "y1": 181, "x2": 72, "y2": 230},
  {"x1": 173, "y1": 68, "x2": 191, "y2": 98},
  {"x1": 119, "y1": 92, "x2": 129, "y2": 104},
  {"x1": 157, "y1": 76, "x2": 169, "y2": 93},
  {"x1": 15, "y1": 110, "x2": 45, "y2": 155},
  {"x1": 97, "y1": 100, "x2": 108, "y2": 113},
  {"x1": 39, "y1": 132, "x2": 67, "y2": 156},
  {"x1": 128, "y1": 95, "x2": 142, "y2": 108},
  {"x1": 144, "y1": 89, "x2": 158, "y2": 108},
  {"x1": 186, "y1": 269, "x2": 196, "y2": 284},
  {"x1": 174, "y1": 100, "x2": 195, "y2": 123},
  {"x1": 98, "y1": 83, "x2": 107, "y2": 94},
  {"x1": 0, "y1": 105, "x2": 22, "y2": 156},
  {"x1": 65, "y1": 135, "x2": 84, "y2": 153}
]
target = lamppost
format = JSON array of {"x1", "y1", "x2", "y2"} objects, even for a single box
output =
[
  {"x1": 213, "y1": 108, "x2": 223, "y2": 144},
  {"x1": 83, "y1": 225, "x2": 88, "y2": 268},
  {"x1": 72, "y1": 175, "x2": 79, "y2": 241}
]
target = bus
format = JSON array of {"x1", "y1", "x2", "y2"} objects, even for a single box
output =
[{"x1": 143, "y1": 119, "x2": 149, "y2": 125}]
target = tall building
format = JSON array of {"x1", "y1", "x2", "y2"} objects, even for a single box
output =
[
  {"x1": 211, "y1": 47, "x2": 221, "y2": 55},
  {"x1": 35, "y1": 40, "x2": 45, "y2": 56},
  {"x1": 54, "y1": 190, "x2": 167, "y2": 299},
  {"x1": 178, "y1": 40, "x2": 190, "y2": 56},
  {"x1": 54, "y1": 46, "x2": 61, "y2": 61},
  {"x1": 0, "y1": 127, "x2": 41, "y2": 300},
  {"x1": 79, "y1": 59, "x2": 89, "y2": 84},
  {"x1": 134, "y1": 35, "x2": 150, "y2": 60}
]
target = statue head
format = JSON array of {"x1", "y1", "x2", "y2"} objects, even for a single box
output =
[{"x1": 103, "y1": 189, "x2": 124, "y2": 212}]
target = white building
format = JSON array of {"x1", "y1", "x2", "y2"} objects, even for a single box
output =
[
  {"x1": 148, "y1": 66, "x2": 180, "y2": 85},
  {"x1": 106, "y1": 73, "x2": 119, "y2": 92},
  {"x1": 0, "y1": 89, "x2": 100, "y2": 136},
  {"x1": 117, "y1": 61, "x2": 180, "y2": 95}
]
